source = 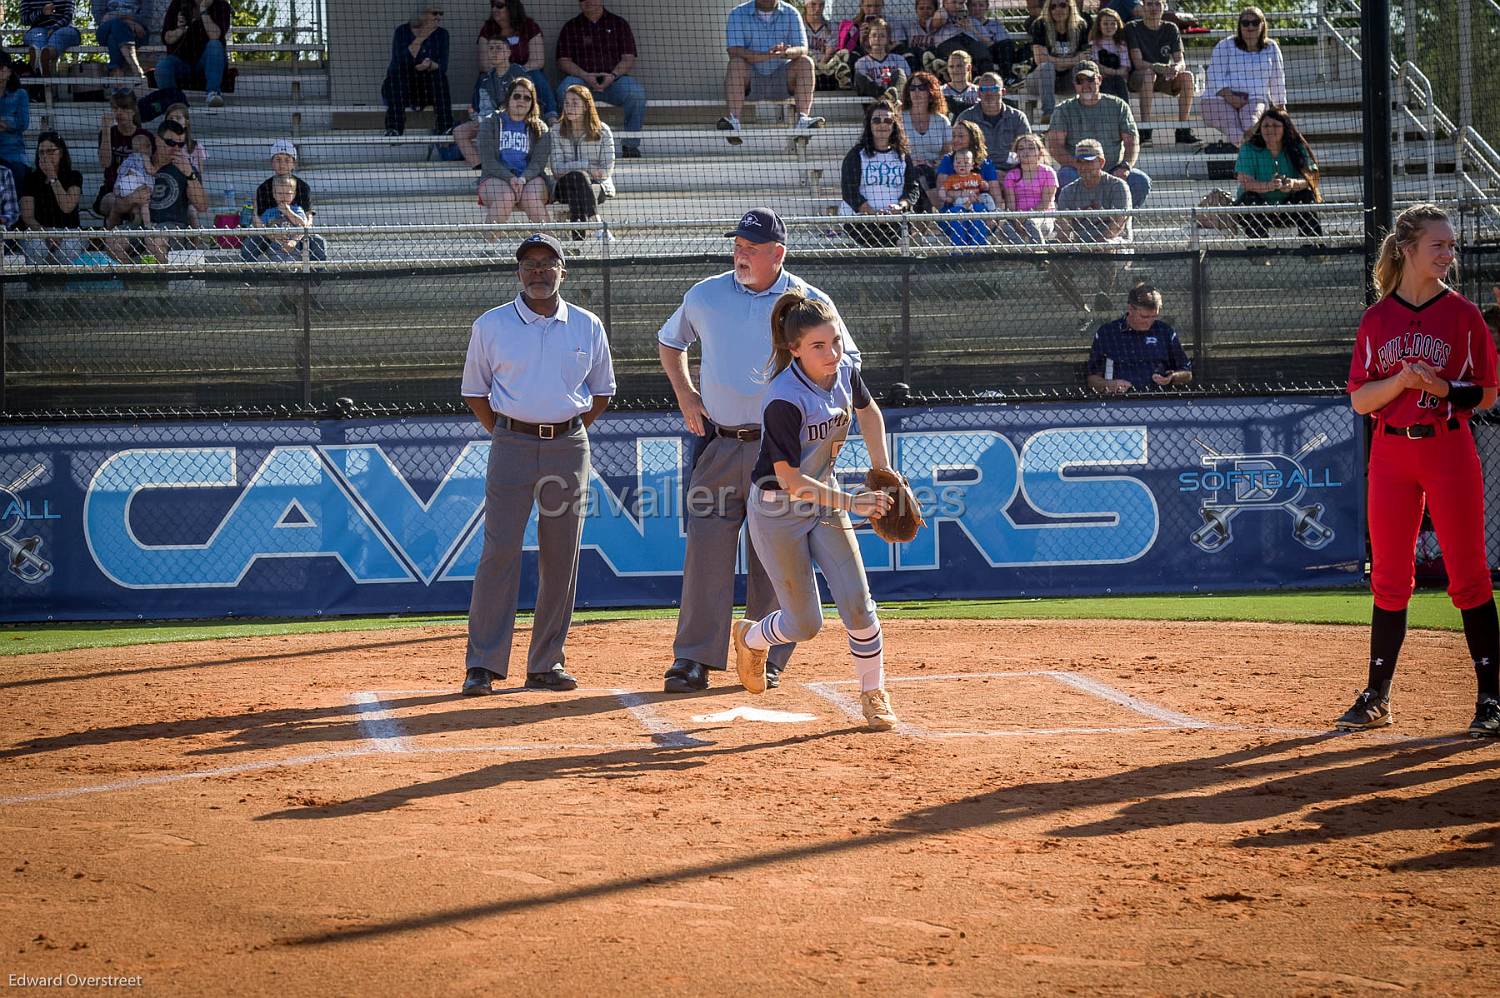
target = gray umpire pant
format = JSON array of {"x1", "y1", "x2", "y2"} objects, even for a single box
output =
[
  {"x1": 673, "y1": 428, "x2": 794, "y2": 672},
  {"x1": 466, "y1": 423, "x2": 590, "y2": 679}
]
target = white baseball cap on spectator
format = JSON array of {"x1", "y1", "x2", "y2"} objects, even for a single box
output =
[
  {"x1": 269, "y1": 139, "x2": 298, "y2": 161},
  {"x1": 1074, "y1": 139, "x2": 1105, "y2": 161}
]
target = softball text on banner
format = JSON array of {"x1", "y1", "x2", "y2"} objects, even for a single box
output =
[{"x1": 0, "y1": 398, "x2": 1364, "y2": 622}]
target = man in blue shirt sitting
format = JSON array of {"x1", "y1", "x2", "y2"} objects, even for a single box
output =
[{"x1": 1085, "y1": 284, "x2": 1193, "y2": 393}]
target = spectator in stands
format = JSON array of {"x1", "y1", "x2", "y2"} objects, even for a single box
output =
[
  {"x1": 107, "y1": 119, "x2": 205, "y2": 262},
  {"x1": 1233, "y1": 104, "x2": 1321, "y2": 240},
  {"x1": 1050, "y1": 138, "x2": 1131, "y2": 311},
  {"x1": 254, "y1": 138, "x2": 310, "y2": 218},
  {"x1": 550, "y1": 84, "x2": 615, "y2": 242},
  {"x1": 0, "y1": 52, "x2": 31, "y2": 190},
  {"x1": 896, "y1": 0, "x2": 946, "y2": 80},
  {"x1": 95, "y1": 90, "x2": 152, "y2": 219},
  {"x1": 18, "y1": 131, "x2": 84, "y2": 265},
  {"x1": 158, "y1": 0, "x2": 230, "y2": 108},
  {"x1": 0, "y1": 168, "x2": 17, "y2": 233},
  {"x1": 478, "y1": 76, "x2": 551, "y2": 228},
  {"x1": 960, "y1": 0, "x2": 1014, "y2": 81},
  {"x1": 837, "y1": 0, "x2": 886, "y2": 60},
  {"x1": 902, "y1": 70, "x2": 950, "y2": 210},
  {"x1": 383, "y1": 6, "x2": 454, "y2": 138},
  {"x1": 108, "y1": 131, "x2": 158, "y2": 228},
  {"x1": 853, "y1": 18, "x2": 908, "y2": 101},
  {"x1": 1025, "y1": 0, "x2": 1090, "y2": 121},
  {"x1": 22, "y1": 2, "x2": 82, "y2": 79},
  {"x1": 1048, "y1": 60, "x2": 1150, "y2": 207},
  {"x1": 1200, "y1": 5, "x2": 1284, "y2": 151},
  {"x1": 937, "y1": 147, "x2": 994, "y2": 245},
  {"x1": 803, "y1": 0, "x2": 849, "y2": 91},
  {"x1": 1484, "y1": 287, "x2": 1500, "y2": 340},
  {"x1": 556, "y1": 0, "x2": 647, "y2": 158},
  {"x1": 92, "y1": 0, "x2": 149, "y2": 84},
  {"x1": 720, "y1": 0, "x2": 828, "y2": 141},
  {"x1": 1126, "y1": 0, "x2": 1198, "y2": 145},
  {"x1": 720, "y1": 0, "x2": 825, "y2": 143},
  {"x1": 164, "y1": 102, "x2": 206, "y2": 178},
  {"x1": 1086, "y1": 283, "x2": 1192, "y2": 393},
  {"x1": 925, "y1": 0, "x2": 991, "y2": 75},
  {"x1": 1001, "y1": 131, "x2": 1057, "y2": 243},
  {"x1": 457, "y1": 37, "x2": 523, "y2": 168},
  {"x1": 936, "y1": 117, "x2": 1001, "y2": 208},
  {"x1": 840, "y1": 98, "x2": 920, "y2": 247},
  {"x1": 244, "y1": 174, "x2": 326, "y2": 262},
  {"x1": 1089, "y1": 8, "x2": 1131, "y2": 104},
  {"x1": 942, "y1": 49, "x2": 978, "y2": 115},
  {"x1": 954, "y1": 72, "x2": 1029, "y2": 172},
  {"x1": 480, "y1": 0, "x2": 557, "y2": 123}
]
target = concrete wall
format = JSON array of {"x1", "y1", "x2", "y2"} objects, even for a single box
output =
[{"x1": 330, "y1": 1, "x2": 773, "y2": 105}]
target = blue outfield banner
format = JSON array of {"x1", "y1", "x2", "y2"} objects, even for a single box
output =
[{"x1": 0, "y1": 397, "x2": 1364, "y2": 622}]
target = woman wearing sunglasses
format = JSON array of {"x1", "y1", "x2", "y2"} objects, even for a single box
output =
[
  {"x1": 478, "y1": 76, "x2": 552, "y2": 228},
  {"x1": 1200, "y1": 5, "x2": 1284, "y2": 150},
  {"x1": 381, "y1": 5, "x2": 454, "y2": 137}
]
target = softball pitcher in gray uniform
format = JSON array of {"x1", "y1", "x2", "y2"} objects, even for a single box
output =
[{"x1": 732, "y1": 292, "x2": 900, "y2": 730}]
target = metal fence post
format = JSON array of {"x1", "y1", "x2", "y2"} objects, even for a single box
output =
[
  {"x1": 899, "y1": 217, "x2": 912, "y2": 385},
  {"x1": 1459, "y1": 0, "x2": 1474, "y2": 135},
  {"x1": 1190, "y1": 212, "x2": 1207, "y2": 384},
  {"x1": 300, "y1": 239, "x2": 313, "y2": 404},
  {"x1": 601, "y1": 220, "x2": 612, "y2": 335},
  {"x1": 0, "y1": 241, "x2": 7, "y2": 412}
]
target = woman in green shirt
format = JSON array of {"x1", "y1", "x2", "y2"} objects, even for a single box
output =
[{"x1": 1232, "y1": 105, "x2": 1321, "y2": 239}]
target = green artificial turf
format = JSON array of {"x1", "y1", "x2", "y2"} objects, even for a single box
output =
[{"x1": 1, "y1": 589, "x2": 1470, "y2": 658}]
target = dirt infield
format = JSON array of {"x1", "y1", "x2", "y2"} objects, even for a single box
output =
[{"x1": 2, "y1": 617, "x2": 1497, "y2": 996}]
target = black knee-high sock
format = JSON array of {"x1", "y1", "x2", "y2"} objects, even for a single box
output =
[
  {"x1": 1460, "y1": 599, "x2": 1500, "y2": 700},
  {"x1": 1367, "y1": 606, "x2": 1407, "y2": 699}
]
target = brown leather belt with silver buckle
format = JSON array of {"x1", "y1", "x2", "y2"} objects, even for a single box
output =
[
  {"x1": 1383, "y1": 417, "x2": 1460, "y2": 439},
  {"x1": 504, "y1": 415, "x2": 583, "y2": 439},
  {"x1": 715, "y1": 425, "x2": 761, "y2": 442}
]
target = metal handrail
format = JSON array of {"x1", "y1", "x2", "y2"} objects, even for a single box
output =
[{"x1": 1397, "y1": 61, "x2": 1438, "y2": 199}]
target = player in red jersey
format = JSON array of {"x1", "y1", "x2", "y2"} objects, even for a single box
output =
[{"x1": 1340, "y1": 204, "x2": 1500, "y2": 737}]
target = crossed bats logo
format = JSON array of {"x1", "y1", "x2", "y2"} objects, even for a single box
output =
[
  {"x1": 1189, "y1": 434, "x2": 1336, "y2": 553},
  {"x1": 1, "y1": 463, "x2": 54, "y2": 585}
]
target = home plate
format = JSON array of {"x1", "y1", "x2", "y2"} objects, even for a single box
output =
[{"x1": 691, "y1": 706, "x2": 820, "y2": 724}]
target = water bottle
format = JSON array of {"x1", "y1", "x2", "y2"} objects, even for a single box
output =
[
  {"x1": 240, "y1": 201, "x2": 254, "y2": 227},
  {"x1": 223, "y1": 185, "x2": 237, "y2": 213}
]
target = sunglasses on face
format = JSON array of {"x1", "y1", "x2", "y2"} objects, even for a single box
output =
[
  {"x1": 1075, "y1": 75, "x2": 1096, "y2": 84},
  {"x1": 163, "y1": 138, "x2": 185, "y2": 148},
  {"x1": 871, "y1": 117, "x2": 894, "y2": 124},
  {"x1": 1240, "y1": 18, "x2": 1261, "y2": 26},
  {"x1": 978, "y1": 84, "x2": 1001, "y2": 93},
  {"x1": 510, "y1": 94, "x2": 532, "y2": 102}
]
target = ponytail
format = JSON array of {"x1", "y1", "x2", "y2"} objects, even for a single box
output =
[
  {"x1": 1371, "y1": 203, "x2": 1451, "y2": 300},
  {"x1": 766, "y1": 291, "x2": 840, "y2": 379}
]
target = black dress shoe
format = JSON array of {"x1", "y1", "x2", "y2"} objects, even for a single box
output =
[
  {"x1": 524, "y1": 668, "x2": 578, "y2": 692},
  {"x1": 663, "y1": 658, "x2": 709, "y2": 693},
  {"x1": 461, "y1": 667, "x2": 495, "y2": 696}
]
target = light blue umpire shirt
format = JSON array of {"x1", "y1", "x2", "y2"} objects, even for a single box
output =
[
  {"x1": 657, "y1": 268, "x2": 860, "y2": 429},
  {"x1": 726, "y1": 0, "x2": 809, "y2": 76},
  {"x1": 461, "y1": 295, "x2": 617, "y2": 424}
]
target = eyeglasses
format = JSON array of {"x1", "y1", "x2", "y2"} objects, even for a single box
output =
[
  {"x1": 163, "y1": 138, "x2": 185, "y2": 148},
  {"x1": 519, "y1": 260, "x2": 562, "y2": 274},
  {"x1": 870, "y1": 117, "x2": 894, "y2": 124},
  {"x1": 1240, "y1": 18, "x2": 1262, "y2": 26}
]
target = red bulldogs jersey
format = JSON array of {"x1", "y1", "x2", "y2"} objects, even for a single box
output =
[{"x1": 1348, "y1": 289, "x2": 1498, "y2": 426}]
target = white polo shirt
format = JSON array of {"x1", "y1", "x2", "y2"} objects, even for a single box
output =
[{"x1": 461, "y1": 295, "x2": 617, "y2": 424}]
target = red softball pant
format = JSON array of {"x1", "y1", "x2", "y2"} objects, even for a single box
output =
[{"x1": 1368, "y1": 422, "x2": 1493, "y2": 612}]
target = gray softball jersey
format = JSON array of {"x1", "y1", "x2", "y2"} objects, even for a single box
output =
[{"x1": 752, "y1": 355, "x2": 872, "y2": 493}]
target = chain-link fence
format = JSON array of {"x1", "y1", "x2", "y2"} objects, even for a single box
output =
[{"x1": 0, "y1": 203, "x2": 1382, "y2": 409}]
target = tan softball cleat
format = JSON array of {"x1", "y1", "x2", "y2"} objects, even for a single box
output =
[
  {"x1": 860, "y1": 688, "x2": 898, "y2": 731},
  {"x1": 732, "y1": 618, "x2": 767, "y2": 694}
]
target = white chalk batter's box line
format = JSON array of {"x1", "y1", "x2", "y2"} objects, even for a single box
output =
[{"x1": 802, "y1": 671, "x2": 1221, "y2": 739}]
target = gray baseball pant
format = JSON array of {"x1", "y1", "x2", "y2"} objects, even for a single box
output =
[
  {"x1": 747, "y1": 489, "x2": 879, "y2": 642},
  {"x1": 465, "y1": 423, "x2": 589, "y2": 679},
  {"x1": 673, "y1": 430, "x2": 794, "y2": 671}
]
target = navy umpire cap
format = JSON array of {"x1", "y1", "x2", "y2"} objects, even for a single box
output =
[
  {"x1": 725, "y1": 208, "x2": 787, "y2": 244},
  {"x1": 515, "y1": 232, "x2": 565, "y2": 263}
]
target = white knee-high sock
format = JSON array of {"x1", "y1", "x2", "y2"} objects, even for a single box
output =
[
  {"x1": 744, "y1": 612, "x2": 785, "y2": 651},
  {"x1": 847, "y1": 619, "x2": 884, "y2": 691}
]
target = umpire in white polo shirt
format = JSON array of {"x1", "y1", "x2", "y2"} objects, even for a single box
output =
[
  {"x1": 657, "y1": 207, "x2": 859, "y2": 693},
  {"x1": 459, "y1": 232, "x2": 617, "y2": 696}
]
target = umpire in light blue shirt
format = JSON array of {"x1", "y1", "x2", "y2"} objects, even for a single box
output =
[
  {"x1": 459, "y1": 232, "x2": 617, "y2": 696},
  {"x1": 657, "y1": 207, "x2": 859, "y2": 693}
]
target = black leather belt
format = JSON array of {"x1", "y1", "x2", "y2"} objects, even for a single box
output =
[
  {"x1": 504, "y1": 415, "x2": 583, "y2": 439},
  {"x1": 1384, "y1": 417, "x2": 1460, "y2": 439},
  {"x1": 715, "y1": 425, "x2": 761, "y2": 441}
]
